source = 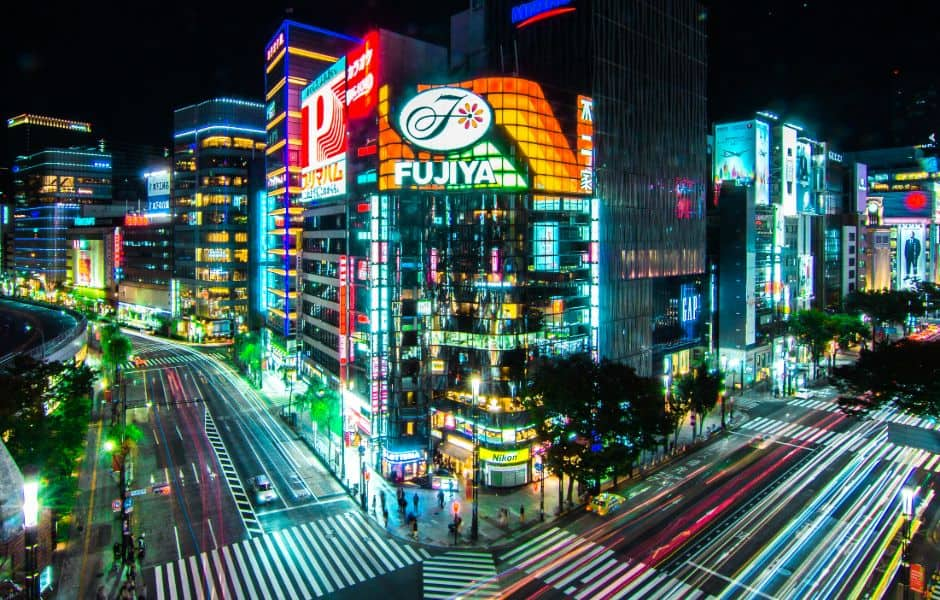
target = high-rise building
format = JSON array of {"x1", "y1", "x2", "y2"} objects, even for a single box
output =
[
  {"x1": 263, "y1": 20, "x2": 359, "y2": 374},
  {"x1": 5, "y1": 113, "x2": 96, "y2": 279},
  {"x1": 456, "y1": 1, "x2": 709, "y2": 379},
  {"x1": 12, "y1": 148, "x2": 112, "y2": 290},
  {"x1": 172, "y1": 97, "x2": 265, "y2": 340}
]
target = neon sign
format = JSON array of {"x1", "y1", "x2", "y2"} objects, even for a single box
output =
[
  {"x1": 265, "y1": 31, "x2": 285, "y2": 63},
  {"x1": 398, "y1": 88, "x2": 492, "y2": 152},
  {"x1": 511, "y1": 0, "x2": 575, "y2": 29},
  {"x1": 394, "y1": 160, "x2": 496, "y2": 187},
  {"x1": 300, "y1": 58, "x2": 347, "y2": 201},
  {"x1": 347, "y1": 31, "x2": 378, "y2": 119}
]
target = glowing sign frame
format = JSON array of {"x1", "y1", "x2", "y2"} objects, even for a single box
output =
[{"x1": 511, "y1": 0, "x2": 575, "y2": 29}]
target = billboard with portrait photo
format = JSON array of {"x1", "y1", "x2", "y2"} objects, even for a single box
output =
[{"x1": 896, "y1": 223, "x2": 926, "y2": 290}]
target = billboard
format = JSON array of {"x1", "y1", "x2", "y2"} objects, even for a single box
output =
[
  {"x1": 781, "y1": 125, "x2": 798, "y2": 216},
  {"x1": 713, "y1": 121, "x2": 756, "y2": 184},
  {"x1": 897, "y1": 223, "x2": 926, "y2": 290},
  {"x1": 72, "y1": 239, "x2": 105, "y2": 289},
  {"x1": 796, "y1": 140, "x2": 814, "y2": 213},
  {"x1": 146, "y1": 171, "x2": 170, "y2": 213},
  {"x1": 755, "y1": 120, "x2": 770, "y2": 205},
  {"x1": 379, "y1": 77, "x2": 587, "y2": 195},
  {"x1": 347, "y1": 31, "x2": 378, "y2": 120},
  {"x1": 300, "y1": 57, "x2": 347, "y2": 201},
  {"x1": 882, "y1": 190, "x2": 933, "y2": 219},
  {"x1": 854, "y1": 163, "x2": 868, "y2": 214}
]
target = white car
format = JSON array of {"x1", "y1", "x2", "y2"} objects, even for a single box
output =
[
  {"x1": 794, "y1": 389, "x2": 815, "y2": 400},
  {"x1": 252, "y1": 475, "x2": 277, "y2": 504}
]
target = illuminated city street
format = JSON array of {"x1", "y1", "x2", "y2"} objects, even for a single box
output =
[{"x1": 3, "y1": 2, "x2": 940, "y2": 599}]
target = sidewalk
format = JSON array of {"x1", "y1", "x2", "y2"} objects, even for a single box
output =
[{"x1": 248, "y1": 373, "x2": 753, "y2": 550}]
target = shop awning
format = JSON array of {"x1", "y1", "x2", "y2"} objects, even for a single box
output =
[{"x1": 439, "y1": 442, "x2": 472, "y2": 462}]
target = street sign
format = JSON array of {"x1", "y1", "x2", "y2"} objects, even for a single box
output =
[
  {"x1": 358, "y1": 444, "x2": 365, "y2": 456},
  {"x1": 152, "y1": 482, "x2": 171, "y2": 496},
  {"x1": 123, "y1": 498, "x2": 133, "y2": 513},
  {"x1": 128, "y1": 488, "x2": 148, "y2": 497},
  {"x1": 534, "y1": 462, "x2": 544, "y2": 472},
  {"x1": 112, "y1": 499, "x2": 121, "y2": 512},
  {"x1": 911, "y1": 563, "x2": 925, "y2": 593}
]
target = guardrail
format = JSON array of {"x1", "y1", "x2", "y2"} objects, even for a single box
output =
[{"x1": 0, "y1": 296, "x2": 88, "y2": 368}]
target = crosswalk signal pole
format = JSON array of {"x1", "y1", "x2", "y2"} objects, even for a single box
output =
[{"x1": 471, "y1": 377, "x2": 480, "y2": 542}]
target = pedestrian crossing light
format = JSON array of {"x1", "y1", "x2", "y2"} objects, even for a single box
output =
[{"x1": 452, "y1": 501, "x2": 460, "y2": 516}]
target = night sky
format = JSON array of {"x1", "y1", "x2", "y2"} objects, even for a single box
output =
[{"x1": 2, "y1": 1, "x2": 937, "y2": 153}]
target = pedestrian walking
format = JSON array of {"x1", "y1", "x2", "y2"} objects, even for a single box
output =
[
  {"x1": 383, "y1": 508, "x2": 389, "y2": 528},
  {"x1": 437, "y1": 489, "x2": 445, "y2": 509},
  {"x1": 413, "y1": 492, "x2": 419, "y2": 512},
  {"x1": 520, "y1": 505, "x2": 525, "y2": 523},
  {"x1": 412, "y1": 518, "x2": 419, "y2": 540},
  {"x1": 380, "y1": 492, "x2": 387, "y2": 511},
  {"x1": 372, "y1": 494, "x2": 377, "y2": 514}
]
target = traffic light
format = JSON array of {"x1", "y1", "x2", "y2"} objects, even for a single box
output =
[
  {"x1": 452, "y1": 501, "x2": 460, "y2": 517},
  {"x1": 690, "y1": 413, "x2": 696, "y2": 429}
]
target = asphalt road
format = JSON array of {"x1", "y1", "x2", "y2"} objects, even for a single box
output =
[
  {"x1": 487, "y1": 386, "x2": 940, "y2": 599},
  {"x1": 0, "y1": 297, "x2": 77, "y2": 355}
]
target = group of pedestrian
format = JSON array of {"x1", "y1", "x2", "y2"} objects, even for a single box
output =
[{"x1": 497, "y1": 506, "x2": 526, "y2": 527}]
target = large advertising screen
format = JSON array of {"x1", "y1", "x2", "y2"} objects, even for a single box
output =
[
  {"x1": 72, "y1": 239, "x2": 105, "y2": 289},
  {"x1": 882, "y1": 190, "x2": 933, "y2": 219},
  {"x1": 755, "y1": 120, "x2": 770, "y2": 205},
  {"x1": 897, "y1": 223, "x2": 926, "y2": 290},
  {"x1": 300, "y1": 57, "x2": 347, "y2": 202},
  {"x1": 714, "y1": 121, "x2": 756, "y2": 184},
  {"x1": 796, "y1": 140, "x2": 814, "y2": 213},
  {"x1": 781, "y1": 125, "x2": 798, "y2": 216},
  {"x1": 855, "y1": 163, "x2": 868, "y2": 214}
]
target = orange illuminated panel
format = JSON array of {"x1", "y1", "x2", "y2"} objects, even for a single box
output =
[{"x1": 379, "y1": 77, "x2": 590, "y2": 195}]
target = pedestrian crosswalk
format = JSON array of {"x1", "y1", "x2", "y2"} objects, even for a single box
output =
[
  {"x1": 787, "y1": 397, "x2": 940, "y2": 431},
  {"x1": 499, "y1": 527, "x2": 704, "y2": 599},
  {"x1": 423, "y1": 550, "x2": 499, "y2": 599},
  {"x1": 126, "y1": 353, "x2": 199, "y2": 369},
  {"x1": 741, "y1": 416, "x2": 940, "y2": 472},
  {"x1": 148, "y1": 512, "x2": 431, "y2": 599}
]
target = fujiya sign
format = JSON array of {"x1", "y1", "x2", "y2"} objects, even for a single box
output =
[
  {"x1": 398, "y1": 87, "x2": 492, "y2": 152},
  {"x1": 395, "y1": 87, "x2": 497, "y2": 188}
]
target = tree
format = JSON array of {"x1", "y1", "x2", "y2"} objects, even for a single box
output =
[
  {"x1": 789, "y1": 309, "x2": 836, "y2": 379},
  {"x1": 845, "y1": 290, "x2": 925, "y2": 348},
  {"x1": 672, "y1": 366, "x2": 724, "y2": 438},
  {"x1": 523, "y1": 353, "x2": 663, "y2": 507},
  {"x1": 234, "y1": 330, "x2": 262, "y2": 387},
  {"x1": 99, "y1": 320, "x2": 132, "y2": 382},
  {"x1": 831, "y1": 339, "x2": 940, "y2": 418}
]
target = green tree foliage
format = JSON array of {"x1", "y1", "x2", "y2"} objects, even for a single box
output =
[
  {"x1": 789, "y1": 310, "x2": 836, "y2": 379},
  {"x1": 99, "y1": 320, "x2": 132, "y2": 382},
  {"x1": 522, "y1": 353, "x2": 666, "y2": 506},
  {"x1": 298, "y1": 379, "x2": 342, "y2": 436},
  {"x1": 0, "y1": 358, "x2": 98, "y2": 517},
  {"x1": 234, "y1": 330, "x2": 262, "y2": 386},
  {"x1": 832, "y1": 339, "x2": 940, "y2": 418},
  {"x1": 672, "y1": 366, "x2": 724, "y2": 438},
  {"x1": 845, "y1": 289, "x2": 925, "y2": 347}
]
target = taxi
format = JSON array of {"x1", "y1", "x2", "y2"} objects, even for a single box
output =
[{"x1": 586, "y1": 492, "x2": 626, "y2": 516}]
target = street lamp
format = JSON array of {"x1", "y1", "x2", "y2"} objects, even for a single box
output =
[
  {"x1": 24, "y1": 323, "x2": 45, "y2": 360},
  {"x1": 23, "y1": 479, "x2": 40, "y2": 600},
  {"x1": 470, "y1": 375, "x2": 481, "y2": 542}
]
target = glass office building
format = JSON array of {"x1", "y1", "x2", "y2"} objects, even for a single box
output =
[
  {"x1": 12, "y1": 148, "x2": 112, "y2": 287},
  {"x1": 172, "y1": 97, "x2": 265, "y2": 340}
]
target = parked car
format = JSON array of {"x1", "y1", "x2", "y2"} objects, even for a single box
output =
[
  {"x1": 252, "y1": 474, "x2": 277, "y2": 504},
  {"x1": 586, "y1": 492, "x2": 625, "y2": 516}
]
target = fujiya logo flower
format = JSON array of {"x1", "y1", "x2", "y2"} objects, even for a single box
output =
[
  {"x1": 398, "y1": 87, "x2": 492, "y2": 152},
  {"x1": 457, "y1": 102, "x2": 484, "y2": 129}
]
